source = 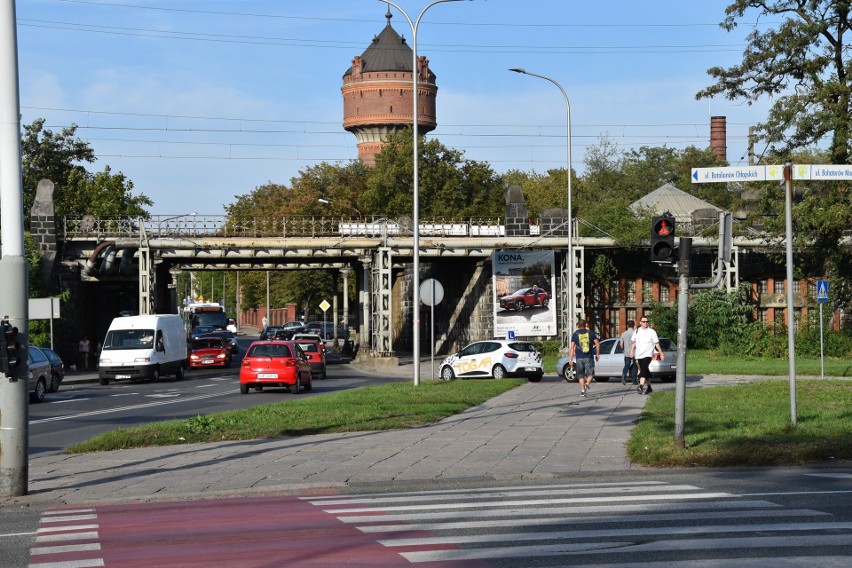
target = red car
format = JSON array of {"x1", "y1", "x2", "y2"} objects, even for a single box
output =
[
  {"x1": 295, "y1": 338, "x2": 327, "y2": 381},
  {"x1": 499, "y1": 287, "x2": 549, "y2": 311},
  {"x1": 239, "y1": 340, "x2": 312, "y2": 395},
  {"x1": 188, "y1": 337, "x2": 231, "y2": 369}
]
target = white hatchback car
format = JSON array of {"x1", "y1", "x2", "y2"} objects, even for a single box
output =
[{"x1": 440, "y1": 340, "x2": 543, "y2": 382}]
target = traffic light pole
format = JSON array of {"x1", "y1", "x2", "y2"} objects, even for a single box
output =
[
  {"x1": 673, "y1": 238, "x2": 691, "y2": 450},
  {"x1": 0, "y1": 0, "x2": 30, "y2": 497}
]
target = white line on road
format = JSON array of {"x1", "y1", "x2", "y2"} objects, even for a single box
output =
[{"x1": 29, "y1": 391, "x2": 231, "y2": 424}]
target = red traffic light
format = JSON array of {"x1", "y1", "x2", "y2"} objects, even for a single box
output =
[{"x1": 650, "y1": 215, "x2": 676, "y2": 263}]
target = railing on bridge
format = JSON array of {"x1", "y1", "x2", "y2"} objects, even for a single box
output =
[{"x1": 63, "y1": 216, "x2": 521, "y2": 239}]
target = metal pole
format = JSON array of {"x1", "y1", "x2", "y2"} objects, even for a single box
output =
[
  {"x1": 508, "y1": 68, "x2": 574, "y2": 342},
  {"x1": 0, "y1": 0, "x2": 30, "y2": 497},
  {"x1": 381, "y1": 0, "x2": 469, "y2": 386},
  {"x1": 431, "y1": 279, "x2": 435, "y2": 380},
  {"x1": 819, "y1": 303, "x2": 824, "y2": 380},
  {"x1": 266, "y1": 270, "x2": 270, "y2": 327},
  {"x1": 674, "y1": 238, "x2": 691, "y2": 450},
  {"x1": 783, "y1": 162, "x2": 797, "y2": 427}
]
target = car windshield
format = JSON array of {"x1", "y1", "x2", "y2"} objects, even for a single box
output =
[
  {"x1": 103, "y1": 329, "x2": 155, "y2": 350},
  {"x1": 193, "y1": 339, "x2": 224, "y2": 349},
  {"x1": 247, "y1": 343, "x2": 293, "y2": 358},
  {"x1": 297, "y1": 342, "x2": 318, "y2": 353}
]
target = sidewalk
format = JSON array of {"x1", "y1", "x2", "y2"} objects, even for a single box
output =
[{"x1": 15, "y1": 371, "x2": 649, "y2": 506}]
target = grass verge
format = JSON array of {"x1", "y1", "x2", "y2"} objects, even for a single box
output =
[
  {"x1": 67, "y1": 379, "x2": 525, "y2": 453},
  {"x1": 628, "y1": 380, "x2": 852, "y2": 467}
]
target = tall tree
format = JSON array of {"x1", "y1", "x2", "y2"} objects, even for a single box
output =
[
  {"x1": 696, "y1": 1, "x2": 852, "y2": 164},
  {"x1": 20, "y1": 118, "x2": 151, "y2": 222}
]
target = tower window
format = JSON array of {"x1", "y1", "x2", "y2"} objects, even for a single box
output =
[{"x1": 390, "y1": 106, "x2": 393, "y2": 113}]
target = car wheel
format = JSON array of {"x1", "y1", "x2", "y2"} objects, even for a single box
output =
[
  {"x1": 563, "y1": 363, "x2": 577, "y2": 382},
  {"x1": 31, "y1": 378, "x2": 47, "y2": 403},
  {"x1": 440, "y1": 365, "x2": 455, "y2": 381},
  {"x1": 292, "y1": 377, "x2": 301, "y2": 394},
  {"x1": 151, "y1": 366, "x2": 160, "y2": 382},
  {"x1": 100, "y1": 377, "x2": 110, "y2": 385},
  {"x1": 542, "y1": 298, "x2": 550, "y2": 308},
  {"x1": 492, "y1": 364, "x2": 507, "y2": 379},
  {"x1": 49, "y1": 373, "x2": 61, "y2": 393},
  {"x1": 528, "y1": 373, "x2": 543, "y2": 383},
  {"x1": 240, "y1": 383, "x2": 249, "y2": 394},
  {"x1": 515, "y1": 300, "x2": 525, "y2": 311},
  {"x1": 175, "y1": 364, "x2": 185, "y2": 380}
]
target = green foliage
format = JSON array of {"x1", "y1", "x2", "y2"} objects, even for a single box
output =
[
  {"x1": 688, "y1": 283, "x2": 753, "y2": 349},
  {"x1": 21, "y1": 119, "x2": 151, "y2": 224},
  {"x1": 698, "y1": 1, "x2": 852, "y2": 165},
  {"x1": 588, "y1": 255, "x2": 618, "y2": 287}
]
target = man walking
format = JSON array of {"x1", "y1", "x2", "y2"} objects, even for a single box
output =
[
  {"x1": 629, "y1": 317, "x2": 664, "y2": 395},
  {"x1": 619, "y1": 320, "x2": 637, "y2": 385},
  {"x1": 569, "y1": 319, "x2": 600, "y2": 398}
]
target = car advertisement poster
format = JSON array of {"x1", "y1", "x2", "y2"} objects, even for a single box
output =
[{"x1": 493, "y1": 250, "x2": 556, "y2": 338}]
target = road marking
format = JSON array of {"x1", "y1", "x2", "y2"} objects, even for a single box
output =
[
  {"x1": 49, "y1": 398, "x2": 90, "y2": 404},
  {"x1": 805, "y1": 473, "x2": 852, "y2": 479},
  {"x1": 29, "y1": 391, "x2": 231, "y2": 424}
]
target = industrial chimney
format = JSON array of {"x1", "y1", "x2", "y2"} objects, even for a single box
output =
[{"x1": 710, "y1": 116, "x2": 727, "y2": 162}]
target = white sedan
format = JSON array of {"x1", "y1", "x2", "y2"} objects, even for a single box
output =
[
  {"x1": 440, "y1": 340, "x2": 544, "y2": 382},
  {"x1": 556, "y1": 337, "x2": 678, "y2": 383}
]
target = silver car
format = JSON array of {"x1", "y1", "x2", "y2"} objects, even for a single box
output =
[
  {"x1": 27, "y1": 346, "x2": 52, "y2": 403},
  {"x1": 556, "y1": 337, "x2": 678, "y2": 383}
]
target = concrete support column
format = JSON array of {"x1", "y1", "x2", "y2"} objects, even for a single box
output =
[{"x1": 359, "y1": 257, "x2": 372, "y2": 353}]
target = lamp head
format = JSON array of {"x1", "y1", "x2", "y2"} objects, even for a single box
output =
[{"x1": 508, "y1": 68, "x2": 526, "y2": 74}]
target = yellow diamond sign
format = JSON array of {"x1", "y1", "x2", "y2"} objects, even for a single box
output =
[{"x1": 319, "y1": 300, "x2": 331, "y2": 312}]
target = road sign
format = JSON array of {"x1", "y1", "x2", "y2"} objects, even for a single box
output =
[
  {"x1": 692, "y1": 164, "x2": 852, "y2": 183},
  {"x1": 691, "y1": 165, "x2": 784, "y2": 183},
  {"x1": 419, "y1": 278, "x2": 444, "y2": 306},
  {"x1": 319, "y1": 300, "x2": 330, "y2": 312},
  {"x1": 817, "y1": 280, "x2": 829, "y2": 303}
]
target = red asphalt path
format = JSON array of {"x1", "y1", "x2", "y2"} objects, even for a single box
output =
[{"x1": 30, "y1": 494, "x2": 491, "y2": 567}]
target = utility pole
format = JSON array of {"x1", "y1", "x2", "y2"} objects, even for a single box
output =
[{"x1": 0, "y1": 0, "x2": 30, "y2": 497}]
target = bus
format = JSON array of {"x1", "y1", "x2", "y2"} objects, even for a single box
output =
[{"x1": 183, "y1": 302, "x2": 228, "y2": 338}]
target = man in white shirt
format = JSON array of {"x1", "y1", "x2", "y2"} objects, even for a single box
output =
[{"x1": 628, "y1": 317, "x2": 664, "y2": 395}]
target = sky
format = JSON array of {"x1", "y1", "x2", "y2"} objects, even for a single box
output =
[{"x1": 15, "y1": 0, "x2": 775, "y2": 216}]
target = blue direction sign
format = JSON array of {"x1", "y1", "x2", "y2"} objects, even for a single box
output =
[{"x1": 817, "y1": 280, "x2": 829, "y2": 303}]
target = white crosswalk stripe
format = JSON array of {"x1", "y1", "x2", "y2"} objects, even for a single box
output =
[
  {"x1": 29, "y1": 509, "x2": 105, "y2": 568},
  {"x1": 305, "y1": 481, "x2": 852, "y2": 566}
]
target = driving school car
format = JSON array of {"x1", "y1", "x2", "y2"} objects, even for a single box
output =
[{"x1": 440, "y1": 340, "x2": 543, "y2": 382}]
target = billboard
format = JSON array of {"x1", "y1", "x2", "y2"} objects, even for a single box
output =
[{"x1": 493, "y1": 250, "x2": 556, "y2": 338}]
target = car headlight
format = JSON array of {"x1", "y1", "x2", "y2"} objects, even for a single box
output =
[
  {"x1": 100, "y1": 357, "x2": 111, "y2": 364},
  {"x1": 134, "y1": 357, "x2": 151, "y2": 363}
]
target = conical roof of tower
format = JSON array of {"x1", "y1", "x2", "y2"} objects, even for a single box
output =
[{"x1": 343, "y1": 11, "x2": 421, "y2": 75}]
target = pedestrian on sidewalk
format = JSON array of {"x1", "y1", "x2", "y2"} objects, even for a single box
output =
[
  {"x1": 628, "y1": 317, "x2": 664, "y2": 395},
  {"x1": 569, "y1": 319, "x2": 600, "y2": 398},
  {"x1": 78, "y1": 334, "x2": 91, "y2": 371},
  {"x1": 619, "y1": 320, "x2": 637, "y2": 385}
]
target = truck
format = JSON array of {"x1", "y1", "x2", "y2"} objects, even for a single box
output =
[{"x1": 98, "y1": 315, "x2": 187, "y2": 385}]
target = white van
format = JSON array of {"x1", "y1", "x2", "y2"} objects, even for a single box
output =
[{"x1": 98, "y1": 315, "x2": 187, "y2": 385}]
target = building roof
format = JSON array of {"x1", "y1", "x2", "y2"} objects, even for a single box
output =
[
  {"x1": 630, "y1": 183, "x2": 721, "y2": 220},
  {"x1": 343, "y1": 12, "x2": 413, "y2": 75}
]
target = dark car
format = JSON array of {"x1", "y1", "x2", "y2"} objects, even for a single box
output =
[
  {"x1": 201, "y1": 330, "x2": 239, "y2": 354},
  {"x1": 27, "y1": 346, "x2": 52, "y2": 403},
  {"x1": 40, "y1": 347, "x2": 65, "y2": 393},
  {"x1": 259, "y1": 326, "x2": 281, "y2": 341},
  {"x1": 304, "y1": 321, "x2": 349, "y2": 340},
  {"x1": 499, "y1": 287, "x2": 550, "y2": 311},
  {"x1": 190, "y1": 325, "x2": 218, "y2": 341}
]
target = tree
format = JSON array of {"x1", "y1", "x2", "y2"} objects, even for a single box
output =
[
  {"x1": 362, "y1": 129, "x2": 504, "y2": 219},
  {"x1": 20, "y1": 119, "x2": 151, "y2": 223},
  {"x1": 696, "y1": 1, "x2": 852, "y2": 164}
]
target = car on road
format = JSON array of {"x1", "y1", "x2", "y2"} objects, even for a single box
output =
[
  {"x1": 190, "y1": 325, "x2": 218, "y2": 341},
  {"x1": 440, "y1": 340, "x2": 543, "y2": 382},
  {"x1": 201, "y1": 330, "x2": 239, "y2": 354},
  {"x1": 295, "y1": 338, "x2": 327, "y2": 380},
  {"x1": 27, "y1": 346, "x2": 52, "y2": 403},
  {"x1": 292, "y1": 332, "x2": 327, "y2": 353},
  {"x1": 40, "y1": 347, "x2": 65, "y2": 393},
  {"x1": 498, "y1": 287, "x2": 549, "y2": 311},
  {"x1": 556, "y1": 337, "x2": 678, "y2": 383},
  {"x1": 239, "y1": 340, "x2": 313, "y2": 395},
  {"x1": 188, "y1": 337, "x2": 232, "y2": 369}
]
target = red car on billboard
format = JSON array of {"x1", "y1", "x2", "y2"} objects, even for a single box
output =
[{"x1": 499, "y1": 286, "x2": 549, "y2": 311}]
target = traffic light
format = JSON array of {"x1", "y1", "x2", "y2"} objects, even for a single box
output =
[
  {"x1": 650, "y1": 214, "x2": 676, "y2": 263},
  {"x1": 0, "y1": 319, "x2": 21, "y2": 374}
]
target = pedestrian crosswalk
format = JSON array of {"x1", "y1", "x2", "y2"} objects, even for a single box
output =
[
  {"x1": 28, "y1": 508, "x2": 104, "y2": 567},
  {"x1": 304, "y1": 480, "x2": 852, "y2": 566}
]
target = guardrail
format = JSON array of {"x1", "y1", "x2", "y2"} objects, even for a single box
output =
[{"x1": 63, "y1": 216, "x2": 513, "y2": 239}]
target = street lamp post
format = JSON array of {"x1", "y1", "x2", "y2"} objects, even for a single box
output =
[
  {"x1": 509, "y1": 68, "x2": 575, "y2": 345},
  {"x1": 380, "y1": 0, "x2": 471, "y2": 386}
]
